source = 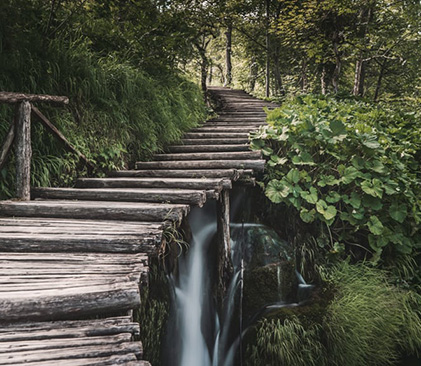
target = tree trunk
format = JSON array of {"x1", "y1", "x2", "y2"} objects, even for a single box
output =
[
  {"x1": 224, "y1": 20, "x2": 233, "y2": 87},
  {"x1": 301, "y1": 58, "x2": 308, "y2": 92},
  {"x1": 321, "y1": 65, "x2": 327, "y2": 95},
  {"x1": 249, "y1": 57, "x2": 257, "y2": 92},
  {"x1": 353, "y1": 58, "x2": 365, "y2": 96},
  {"x1": 374, "y1": 60, "x2": 387, "y2": 102},
  {"x1": 331, "y1": 32, "x2": 341, "y2": 94},
  {"x1": 353, "y1": 7, "x2": 372, "y2": 96},
  {"x1": 273, "y1": 45, "x2": 285, "y2": 96},
  {"x1": 265, "y1": 0, "x2": 270, "y2": 97}
]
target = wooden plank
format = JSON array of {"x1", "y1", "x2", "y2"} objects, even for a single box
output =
[
  {"x1": 0, "y1": 342, "x2": 142, "y2": 363},
  {"x1": 0, "y1": 121, "x2": 15, "y2": 171},
  {"x1": 0, "y1": 218, "x2": 163, "y2": 231},
  {"x1": 10, "y1": 357, "x2": 150, "y2": 366},
  {"x1": 0, "y1": 281, "x2": 140, "y2": 322},
  {"x1": 31, "y1": 106, "x2": 94, "y2": 170},
  {"x1": 166, "y1": 144, "x2": 250, "y2": 153},
  {"x1": 191, "y1": 126, "x2": 260, "y2": 132},
  {"x1": 15, "y1": 101, "x2": 31, "y2": 200},
  {"x1": 0, "y1": 200, "x2": 190, "y2": 223},
  {"x1": 32, "y1": 187, "x2": 207, "y2": 207},
  {"x1": 183, "y1": 132, "x2": 250, "y2": 138},
  {"x1": 0, "y1": 92, "x2": 69, "y2": 105},
  {"x1": 180, "y1": 138, "x2": 249, "y2": 145},
  {"x1": 135, "y1": 159, "x2": 265, "y2": 171},
  {"x1": 153, "y1": 151, "x2": 261, "y2": 161},
  {"x1": 0, "y1": 234, "x2": 161, "y2": 254},
  {"x1": 109, "y1": 169, "x2": 241, "y2": 180},
  {"x1": 75, "y1": 177, "x2": 231, "y2": 190}
]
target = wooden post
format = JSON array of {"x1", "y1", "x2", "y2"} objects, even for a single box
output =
[
  {"x1": 15, "y1": 101, "x2": 32, "y2": 200},
  {"x1": 216, "y1": 189, "x2": 233, "y2": 309}
]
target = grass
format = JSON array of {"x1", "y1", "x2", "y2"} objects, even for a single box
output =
[
  {"x1": 0, "y1": 37, "x2": 206, "y2": 198},
  {"x1": 246, "y1": 262, "x2": 421, "y2": 366}
]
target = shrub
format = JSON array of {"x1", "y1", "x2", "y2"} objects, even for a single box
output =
[{"x1": 251, "y1": 95, "x2": 421, "y2": 259}]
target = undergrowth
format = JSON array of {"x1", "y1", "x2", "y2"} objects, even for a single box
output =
[
  {"x1": 0, "y1": 37, "x2": 206, "y2": 198},
  {"x1": 246, "y1": 263, "x2": 421, "y2": 366}
]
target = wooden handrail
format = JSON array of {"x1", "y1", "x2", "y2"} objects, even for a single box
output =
[
  {"x1": 0, "y1": 92, "x2": 93, "y2": 200},
  {"x1": 0, "y1": 92, "x2": 69, "y2": 105}
]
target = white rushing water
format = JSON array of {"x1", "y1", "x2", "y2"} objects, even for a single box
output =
[{"x1": 167, "y1": 203, "x2": 306, "y2": 366}]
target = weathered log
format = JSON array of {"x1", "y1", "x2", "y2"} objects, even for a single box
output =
[
  {"x1": 15, "y1": 101, "x2": 31, "y2": 200},
  {"x1": 135, "y1": 159, "x2": 265, "y2": 172},
  {"x1": 0, "y1": 200, "x2": 190, "y2": 222},
  {"x1": 109, "y1": 169, "x2": 241, "y2": 180},
  {"x1": 0, "y1": 316, "x2": 139, "y2": 339},
  {"x1": 216, "y1": 189, "x2": 233, "y2": 310},
  {"x1": 181, "y1": 138, "x2": 249, "y2": 145},
  {"x1": 0, "y1": 121, "x2": 15, "y2": 171},
  {"x1": 0, "y1": 91, "x2": 69, "y2": 105},
  {"x1": 153, "y1": 151, "x2": 261, "y2": 161},
  {"x1": 0, "y1": 234, "x2": 161, "y2": 254},
  {"x1": 75, "y1": 177, "x2": 232, "y2": 190},
  {"x1": 32, "y1": 187, "x2": 207, "y2": 207},
  {"x1": 0, "y1": 281, "x2": 140, "y2": 322},
  {"x1": 0, "y1": 341, "x2": 143, "y2": 363},
  {"x1": 14, "y1": 357, "x2": 151, "y2": 366},
  {"x1": 166, "y1": 144, "x2": 250, "y2": 153},
  {"x1": 191, "y1": 126, "x2": 260, "y2": 133},
  {"x1": 31, "y1": 106, "x2": 94, "y2": 170},
  {"x1": 183, "y1": 132, "x2": 250, "y2": 139},
  {"x1": 0, "y1": 217, "x2": 163, "y2": 232}
]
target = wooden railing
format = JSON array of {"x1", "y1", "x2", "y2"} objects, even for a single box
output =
[{"x1": 0, "y1": 92, "x2": 94, "y2": 200}]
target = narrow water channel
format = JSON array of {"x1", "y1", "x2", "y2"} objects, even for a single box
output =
[{"x1": 163, "y1": 189, "x2": 309, "y2": 366}]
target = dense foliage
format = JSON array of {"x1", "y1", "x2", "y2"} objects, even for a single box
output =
[
  {"x1": 0, "y1": 0, "x2": 206, "y2": 198},
  {"x1": 246, "y1": 263, "x2": 421, "y2": 366},
  {"x1": 251, "y1": 95, "x2": 421, "y2": 262}
]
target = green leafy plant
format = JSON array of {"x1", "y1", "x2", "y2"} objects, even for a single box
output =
[{"x1": 251, "y1": 95, "x2": 421, "y2": 259}]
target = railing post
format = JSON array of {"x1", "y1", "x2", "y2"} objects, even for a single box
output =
[
  {"x1": 15, "y1": 101, "x2": 32, "y2": 200},
  {"x1": 216, "y1": 189, "x2": 233, "y2": 309}
]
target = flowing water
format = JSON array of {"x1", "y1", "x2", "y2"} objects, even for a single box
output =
[{"x1": 164, "y1": 201, "x2": 312, "y2": 366}]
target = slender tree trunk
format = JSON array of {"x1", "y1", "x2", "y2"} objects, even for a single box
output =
[
  {"x1": 331, "y1": 32, "x2": 341, "y2": 94},
  {"x1": 374, "y1": 60, "x2": 387, "y2": 102},
  {"x1": 301, "y1": 58, "x2": 308, "y2": 92},
  {"x1": 224, "y1": 20, "x2": 233, "y2": 87},
  {"x1": 353, "y1": 8, "x2": 372, "y2": 96},
  {"x1": 208, "y1": 60, "x2": 213, "y2": 85},
  {"x1": 321, "y1": 65, "x2": 327, "y2": 95},
  {"x1": 273, "y1": 49, "x2": 285, "y2": 96},
  {"x1": 265, "y1": 0, "x2": 270, "y2": 97},
  {"x1": 353, "y1": 59, "x2": 365, "y2": 96},
  {"x1": 249, "y1": 57, "x2": 257, "y2": 92}
]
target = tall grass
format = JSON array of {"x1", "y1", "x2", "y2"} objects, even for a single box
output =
[
  {"x1": 0, "y1": 37, "x2": 206, "y2": 198},
  {"x1": 246, "y1": 263, "x2": 421, "y2": 366}
]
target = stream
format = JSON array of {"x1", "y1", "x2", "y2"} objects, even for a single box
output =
[{"x1": 163, "y1": 193, "x2": 313, "y2": 366}]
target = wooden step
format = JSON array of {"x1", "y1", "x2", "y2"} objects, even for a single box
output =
[
  {"x1": 166, "y1": 144, "x2": 250, "y2": 153},
  {"x1": 191, "y1": 126, "x2": 259, "y2": 132},
  {"x1": 153, "y1": 151, "x2": 261, "y2": 161},
  {"x1": 75, "y1": 177, "x2": 231, "y2": 191},
  {"x1": 183, "y1": 132, "x2": 250, "y2": 139},
  {"x1": 0, "y1": 218, "x2": 163, "y2": 253},
  {"x1": 0, "y1": 253, "x2": 147, "y2": 322},
  {"x1": 0, "y1": 200, "x2": 190, "y2": 222},
  {"x1": 180, "y1": 138, "x2": 249, "y2": 145},
  {"x1": 109, "y1": 169, "x2": 250, "y2": 180},
  {"x1": 135, "y1": 159, "x2": 265, "y2": 171},
  {"x1": 0, "y1": 316, "x2": 150, "y2": 365},
  {"x1": 32, "y1": 187, "x2": 207, "y2": 207}
]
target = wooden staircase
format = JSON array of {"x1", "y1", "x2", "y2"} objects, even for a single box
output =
[{"x1": 0, "y1": 87, "x2": 274, "y2": 365}]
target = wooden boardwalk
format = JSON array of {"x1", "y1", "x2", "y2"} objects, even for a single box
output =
[{"x1": 0, "y1": 87, "x2": 272, "y2": 364}]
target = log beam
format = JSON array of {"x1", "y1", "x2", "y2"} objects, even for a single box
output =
[{"x1": 15, "y1": 101, "x2": 32, "y2": 200}]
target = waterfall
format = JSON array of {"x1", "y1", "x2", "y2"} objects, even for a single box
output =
[{"x1": 164, "y1": 200, "x2": 310, "y2": 366}]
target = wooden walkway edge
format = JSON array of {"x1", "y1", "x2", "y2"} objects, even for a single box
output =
[{"x1": 0, "y1": 87, "x2": 274, "y2": 365}]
